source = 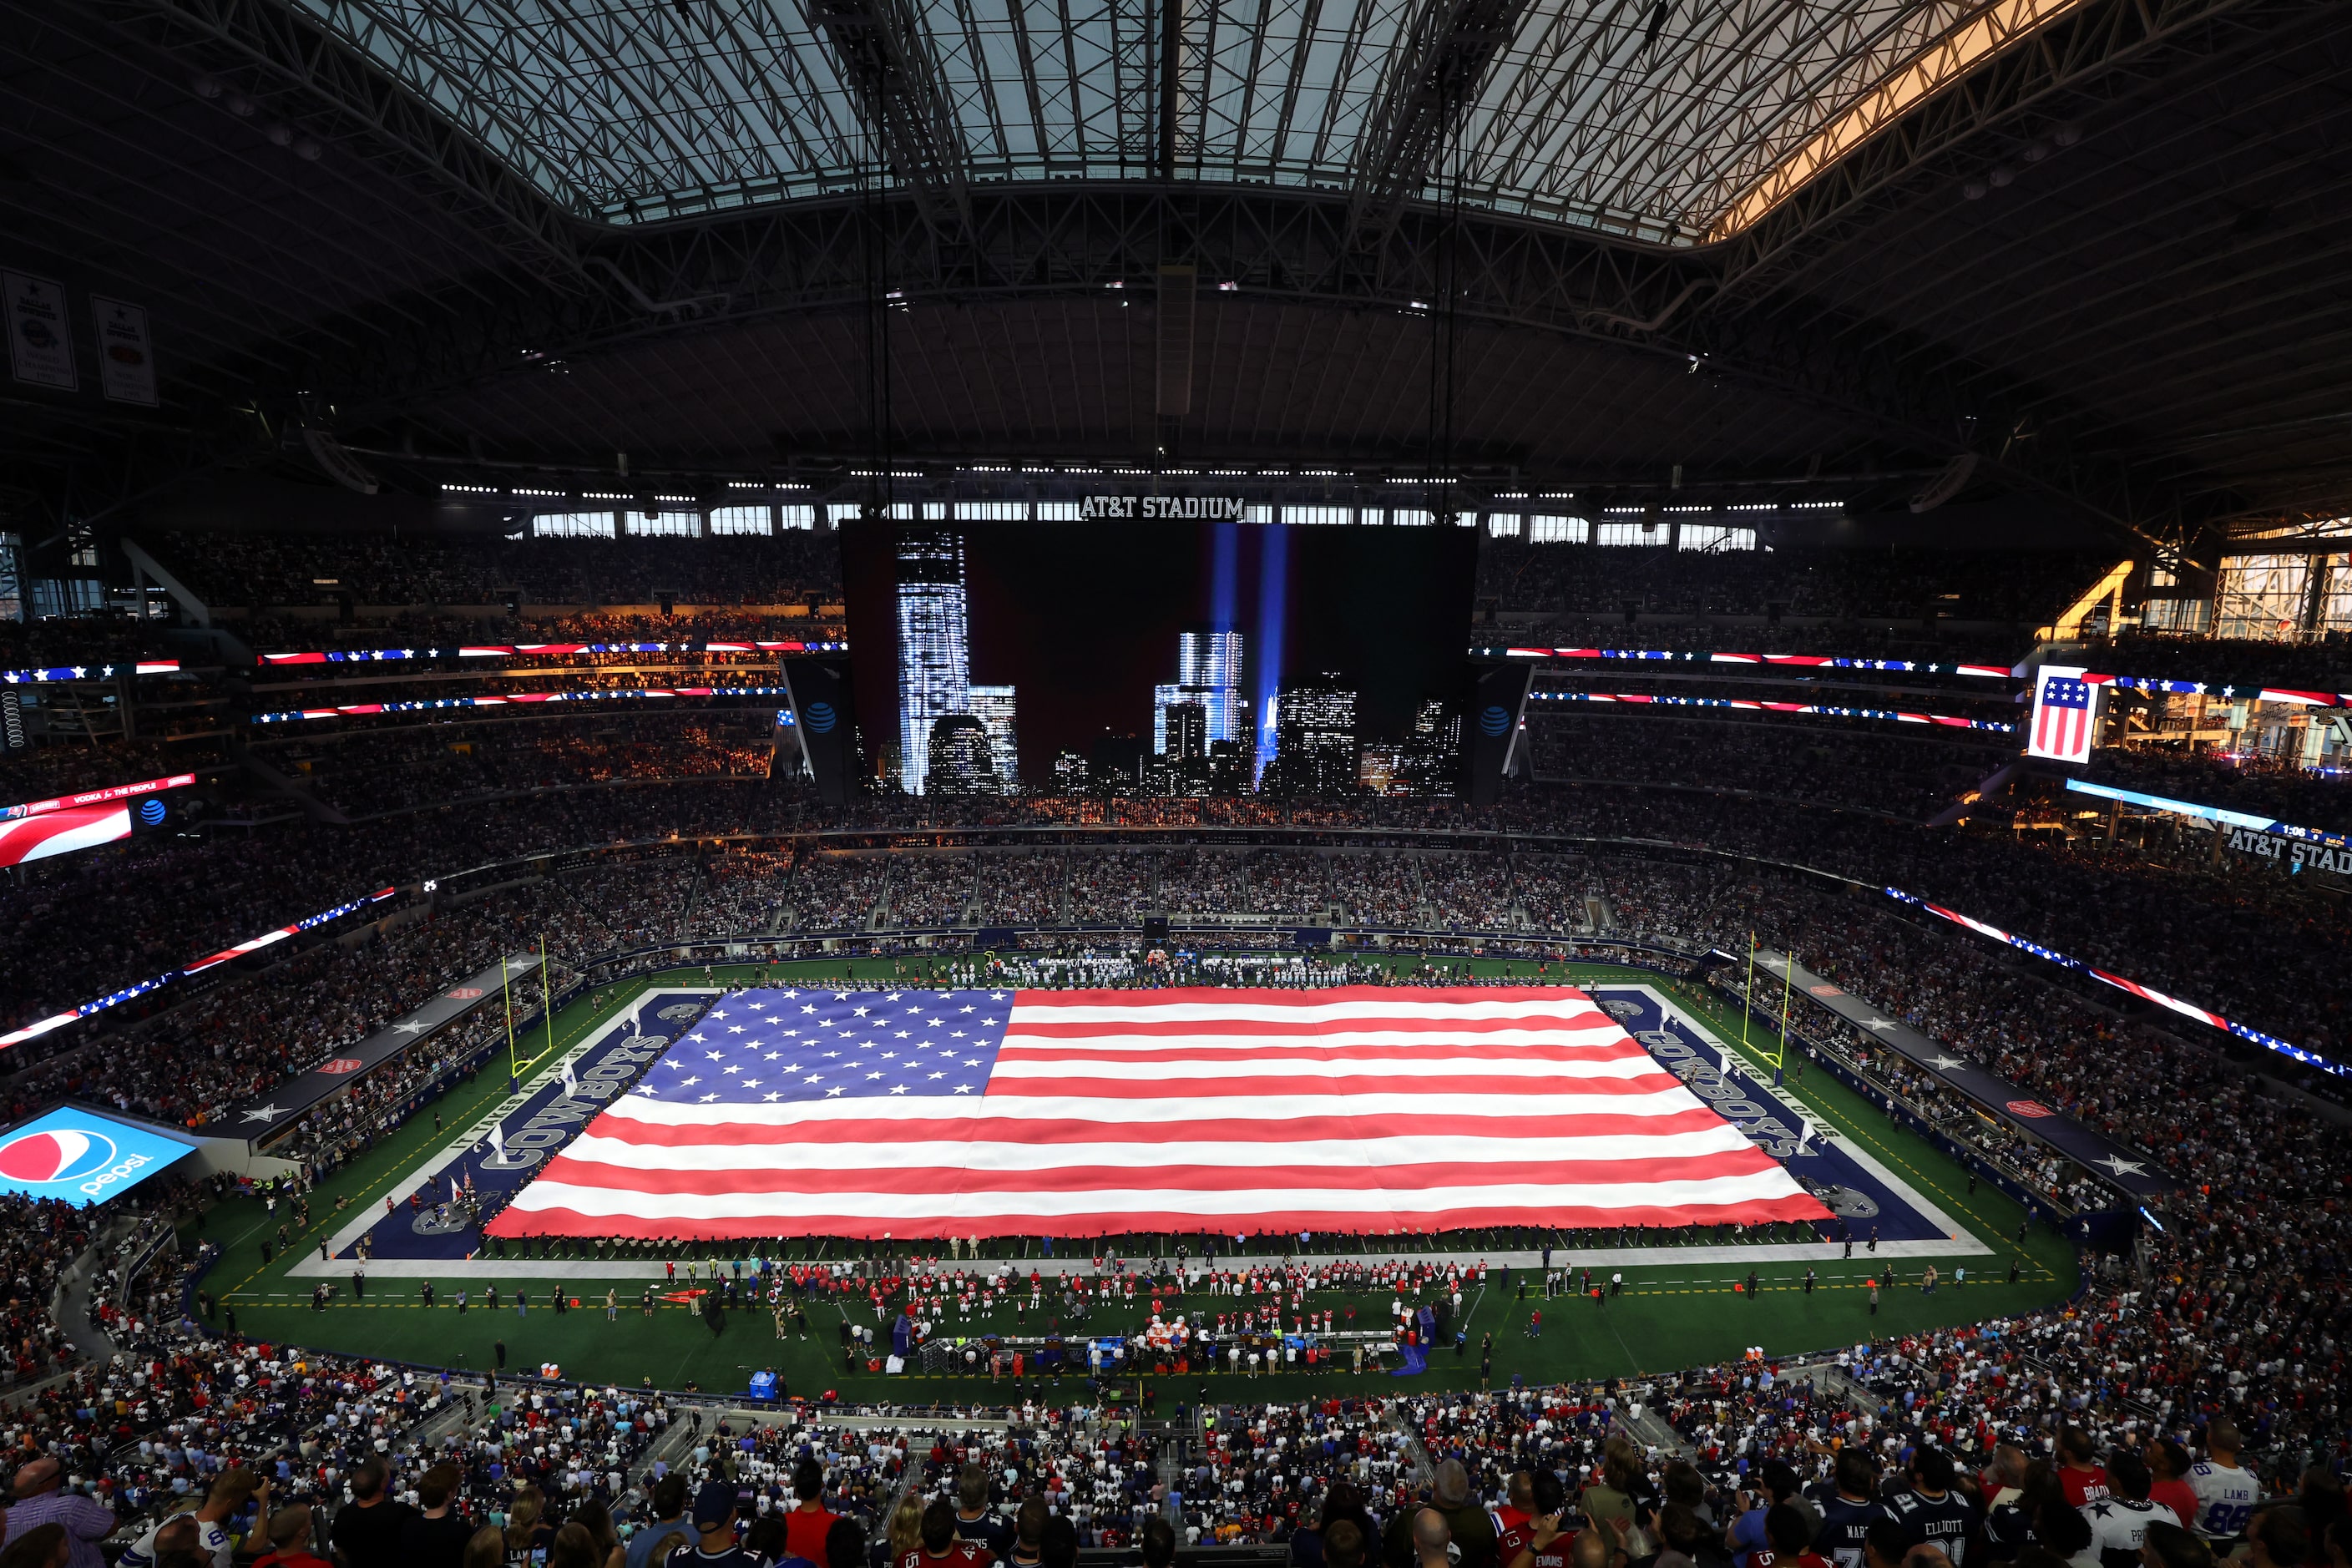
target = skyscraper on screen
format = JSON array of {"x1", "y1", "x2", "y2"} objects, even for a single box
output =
[
  {"x1": 895, "y1": 529, "x2": 970, "y2": 796},
  {"x1": 1153, "y1": 626, "x2": 1243, "y2": 758}
]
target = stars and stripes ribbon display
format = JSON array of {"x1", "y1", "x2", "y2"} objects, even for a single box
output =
[{"x1": 488, "y1": 985, "x2": 1832, "y2": 1242}]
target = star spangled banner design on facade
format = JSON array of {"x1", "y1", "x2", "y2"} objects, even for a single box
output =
[{"x1": 488, "y1": 986, "x2": 1832, "y2": 1241}]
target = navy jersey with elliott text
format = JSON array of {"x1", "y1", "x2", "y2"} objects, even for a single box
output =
[{"x1": 1887, "y1": 1487, "x2": 1979, "y2": 1567}]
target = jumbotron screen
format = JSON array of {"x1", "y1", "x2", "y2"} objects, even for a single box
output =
[{"x1": 839, "y1": 518, "x2": 1477, "y2": 797}]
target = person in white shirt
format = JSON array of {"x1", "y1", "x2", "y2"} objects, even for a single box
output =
[
  {"x1": 2080, "y1": 1451, "x2": 2177, "y2": 1568},
  {"x1": 2187, "y1": 1422, "x2": 2261, "y2": 1543},
  {"x1": 121, "y1": 1470, "x2": 265, "y2": 1568}
]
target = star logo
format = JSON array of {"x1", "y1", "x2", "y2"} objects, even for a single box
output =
[
  {"x1": 1864, "y1": 1019, "x2": 1898, "y2": 1032},
  {"x1": 1925, "y1": 1055, "x2": 1965, "y2": 1071},
  {"x1": 392, "y1": 1020, "x2": 429, "y2": 1034},
  {"x1": 240, "y1": 1103, "x2": 288, "y2": 1123},
  {"x1": 2096, "y1": 1154, "x2": 2147, "y2": 1176}
]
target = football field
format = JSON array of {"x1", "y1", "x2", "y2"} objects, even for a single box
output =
[{"x1": 184, "y1": 957, "x2": 2076, "y2": 1399}]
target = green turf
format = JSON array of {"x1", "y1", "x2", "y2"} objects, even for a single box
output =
[{"x1": 185, "y1": 958, "x2": 2078, "y2": 1399}]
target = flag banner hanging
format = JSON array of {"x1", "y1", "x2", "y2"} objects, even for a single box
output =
[
  {"x1": 488, "y1": 985, "x2": 1831, "y2": 1241},
  {"x1": 2026, "y1": 665, "x2": 2100, "y2": 763},
  {"x1": 3, "y1": 271, "x2": 76, "y2": 390},
  {"x1": 89, "y1": 296, "x2": 157, "y2": 406}
]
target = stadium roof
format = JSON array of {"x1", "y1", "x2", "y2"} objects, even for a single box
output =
[
  {"x1": 5, "y1": 0, "x2": 2351, "y2": 549},
  {"x1": 278, "y1": 0, "x2": 2056, "y2": 243}
]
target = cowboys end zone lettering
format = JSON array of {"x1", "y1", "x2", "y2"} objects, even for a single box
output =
[
  {"x1": 1076, "y1": 496, "x2": 1248, "y2": 521},
  {"x1": 478, "y1": 997, "x2": 711, "y2": 1172},
  {"x1": 0, "y1": 1106, "x2": 195, "y2": 1203}
]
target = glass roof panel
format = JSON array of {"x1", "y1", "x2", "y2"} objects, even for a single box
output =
[{"x1": 288, "y1": 0, "x2": 2055, "y2": 237}]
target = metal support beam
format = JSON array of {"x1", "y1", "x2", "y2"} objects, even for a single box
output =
[
  {"x1": 1344, "y1": 0, "x2": 1535, "y2": 245},
  {"x1": 807, "y1": 0, "x2": 976, "y2": 237}
]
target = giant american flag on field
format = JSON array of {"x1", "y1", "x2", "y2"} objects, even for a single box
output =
[{"x1": 486, "y1": 985, "x2": 1830, "y2": 1240}]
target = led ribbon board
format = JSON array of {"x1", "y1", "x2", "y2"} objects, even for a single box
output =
[{"x1": 1885, "y1": 887, "x2": 2346, "y2": 1080}]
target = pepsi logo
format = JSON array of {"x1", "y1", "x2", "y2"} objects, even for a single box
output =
[
  {"x1": 804, "y1": 701, "x2": 837, "y2": 734},
  {"x1": 1477, "y1": 705, "x2": 1511, "y2": 737},
  {"x1": 316, "y1": 1059, "x2": 365, "y2": 1076},
  {"x1": 2006, "y1": 1099, "x2": 2054, "y2": 1118},
  {"x1": 139, "y1": 797, "x2": 168, "y2": 825},
  {"x1": 447, "y1": 987, "x2": 485, "y2": 999},
  {"x1": 0, "y1": 1127, "x2": 120, "y2": 1186}
]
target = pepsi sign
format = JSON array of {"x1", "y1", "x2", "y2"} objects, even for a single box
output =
[{"x1": 0, "y1": 1107, "x2": 195, "y2": 1203}]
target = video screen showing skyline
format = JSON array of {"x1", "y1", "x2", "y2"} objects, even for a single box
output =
[{"x1": 839, "y1": 519, "x2": 1477, "y2": 797}]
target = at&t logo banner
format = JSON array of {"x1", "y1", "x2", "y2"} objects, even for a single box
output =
[{"x1": 0, "y1": 1107, "x2": 195, "y2": 1202}]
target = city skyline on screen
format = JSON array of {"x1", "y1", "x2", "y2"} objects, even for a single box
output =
[{"x1": 840, "y1": 518, "x2": 1475, "y2": 797}]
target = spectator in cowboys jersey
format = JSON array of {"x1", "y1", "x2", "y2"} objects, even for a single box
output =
[
  {"x1": 1813, "y1": 1450, "x2": 1891, "y2": 1568},
  {"x1": 2058, "y1": 1433, "x2": 2111, "y2": 1511},
  {"x1": 1888, "y1": 1450, "x2": 1980, "y2": 1568},
  {"x1": 120, "y1": 1469, "x2": 261, "y2": 1568},
  {"x1": 666, "y1": 1482, "x2": 759, "y2": 1568},
  {"x1": 955, "y1": 1471, "x2": 1014, "y2": 1559},
  {"x1": 902, "y1": 1501, "x2": 996, "y2": 1568},
  {"x1": 2186, "y1": 1424, "x2": 2260, "y2": 1546},
  {"x1": 2081, "y1": 1450, "x2": 2179, "y2": 1568},
  {"x1": 1741, "y1": 1507, "x2": 1833, "y2": 1568}
]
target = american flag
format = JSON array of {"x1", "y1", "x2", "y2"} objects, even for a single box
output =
[
  {"x1": 486, "y1": 985, "x2": 1829, "y2": 1241},
  {"x1": 2031, "y1": 666, "x2": 2098, "y2": 764},
  {"x1": 0, "y1": 803, "x2": 129, "y2": 867}
]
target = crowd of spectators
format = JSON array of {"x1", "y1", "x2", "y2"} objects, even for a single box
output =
[
  {"x1": 975, "y1": 852, "x2": 1068, "y2": 925},
  {"x1": 142, "y1": 531, "x2": 845, "y2": 612},
  {"x1": 2084, "y1": 746, "x2": 2352, "y2": 835},
  {"x1": 888, "y1": 857, "x2": 978, "y2": 928},
  {"x1": 1474, "y1": 542, "x2": 2110, "y2": 649},
  {"x1": 0, "y1": 737, "x2": 226, "y2": 808},
  {"x1": 251, "y1": 713, "x2": 774, "y2": 818},
  {"x1": 1524, "y1": 715, "x2": 2003, "y2": 822}
]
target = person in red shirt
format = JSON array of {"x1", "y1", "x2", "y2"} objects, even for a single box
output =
[
  {"x1": 901, "y1": 1501, "x2": 997, "y2": 1568},
  {"x1": 1500, "y1": 1469, "x2": 1578, "y2": 1568},
  {"x1": 1742, "y1": 1506, "x2": 1834, "y2": 1568},
  {"x1": 2144, "y1": 1440, "x2": 2199, "y2": 1533},
  {"x1": 1498, "y1": 1473, "x2": 1535, "y2": 1537},
  {"x1": 785, "y1": 1459, "x2": 844, "y2": 1564},
  {"x1": 251, "y1": 1506, "x2": 334, "y2": 1568},
  {"x1": 2058, "y1": 1429, "x2": 2111, "y2": 1510}
]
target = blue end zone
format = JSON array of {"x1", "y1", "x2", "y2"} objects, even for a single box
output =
[
  {"x1": 341, "y1": 991, "x2": 709, "y2": 1260},
  {"x1": 1589, "y1": 986, "x2": 1954, "y2": 1246}
]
